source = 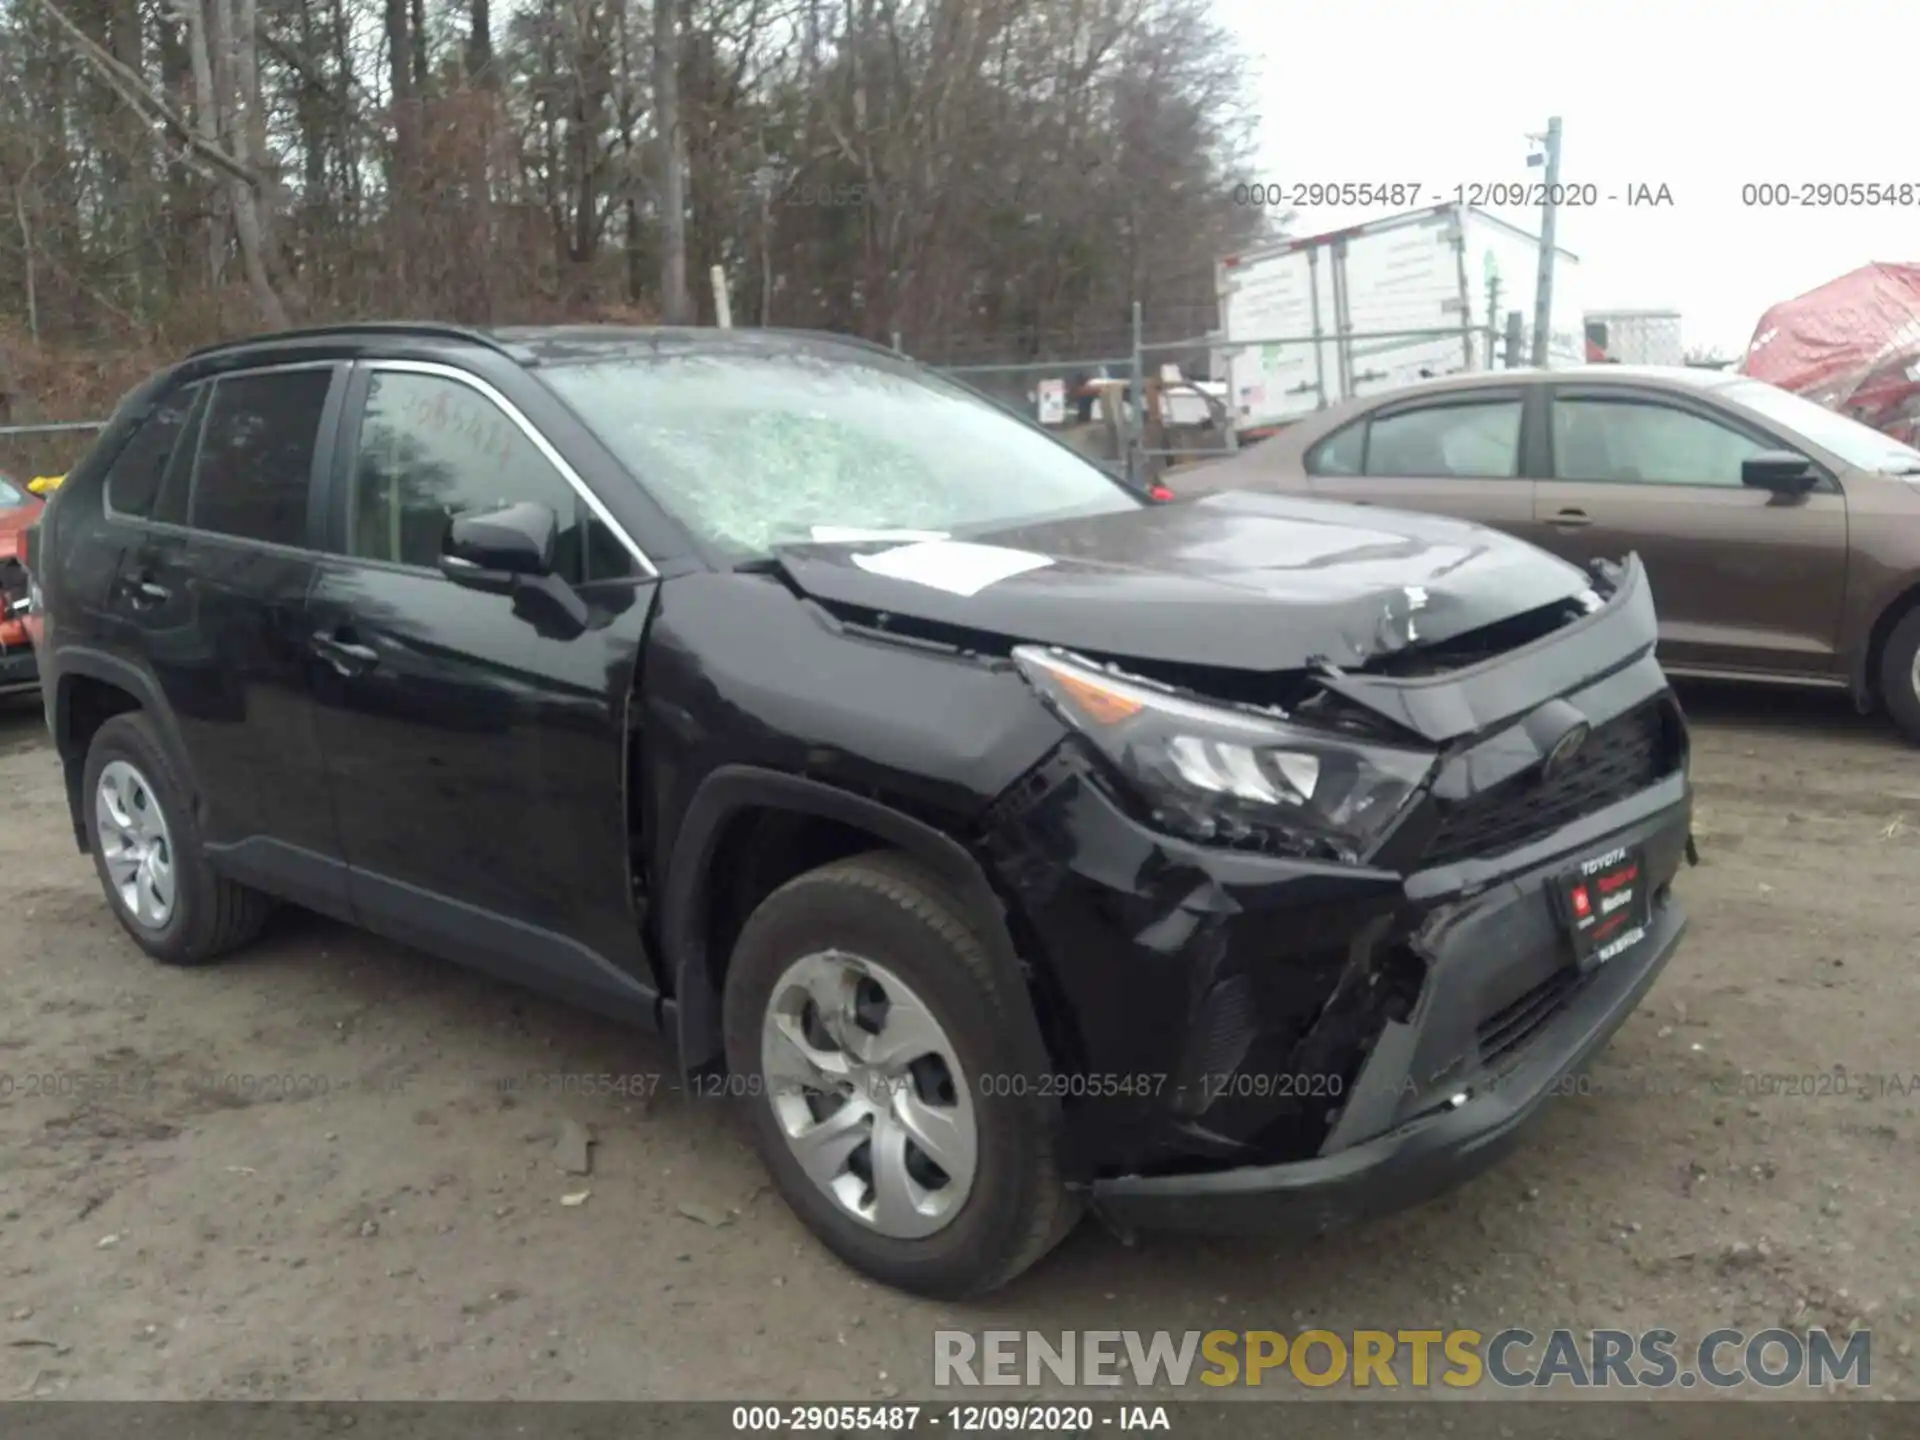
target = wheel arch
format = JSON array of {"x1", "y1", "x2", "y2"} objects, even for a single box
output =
[
  {"x1": 1854, "y1": 579, "x2": 1920, "y2": 709},
  {"x1": 49, "y1": 648, "x2": 190, "y2": 852},
  {"x1": 661, "y1": 766, "x2": 1045, "y2": 1079}
]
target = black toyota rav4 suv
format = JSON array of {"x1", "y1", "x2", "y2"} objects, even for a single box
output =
[{"x1": 28, "y1": 322, "x2": 1693, "y2": 1296}]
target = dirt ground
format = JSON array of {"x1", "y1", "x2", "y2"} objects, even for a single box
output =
[{"x1": 1, "y1": 681, "x2": 1916, "y2": 1402}]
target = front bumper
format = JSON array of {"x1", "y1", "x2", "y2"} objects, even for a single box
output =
[
  {"x1": 1091, "y1": 851, "x2": 1686, "y2": 1236},
  {"x1": 977, "y1": 554, "x2": 1693, "y2": 1231}
]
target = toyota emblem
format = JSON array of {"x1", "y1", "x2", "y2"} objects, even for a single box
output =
[{"x1": 1542, "y1": 722, "x2": 1591, "y2": 780}]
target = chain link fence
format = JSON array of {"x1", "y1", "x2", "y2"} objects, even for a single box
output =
[
  {"x1": 0, "y1": 420, "x2": 106, "y2": 489},
  {"x1": 1, "y1": 309, "x2": 1518, "y2": 493},
  {"x1": 919, "y1": 311, "x2": 1512, "y2": 485}
]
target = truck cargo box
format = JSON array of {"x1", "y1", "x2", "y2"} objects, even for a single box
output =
[{"x1": 1214, "y1": 202, "x2": 1583, "y2": 434}]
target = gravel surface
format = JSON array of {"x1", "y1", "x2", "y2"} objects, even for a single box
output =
[{"x1": 0, "y1": 682, "x2": 1915, "y2": 1400}]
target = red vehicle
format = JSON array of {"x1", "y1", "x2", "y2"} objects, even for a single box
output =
[
  {"x1": 0, "y1": 471, "x2": 46, "y2": 697},
  {"x1": 1742, "y1": 263, "x2": 1920, "y2": 447}
]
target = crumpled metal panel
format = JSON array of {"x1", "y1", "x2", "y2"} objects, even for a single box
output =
[{"x1": 1741, "y1": 262, "x2": 1920, "y2": 444}]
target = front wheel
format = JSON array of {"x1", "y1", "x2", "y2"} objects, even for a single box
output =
[
  {"x1": 1880, "y1": 608, "x2": 1920, "y2": 745},
  {"x1": 721, "y1": 852, "x2": 1079, "y2": 1297}
]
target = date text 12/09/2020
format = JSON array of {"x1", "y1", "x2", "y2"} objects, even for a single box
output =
[
  {"x1": 731, "y1": 1405, "x2": 1172, "y2": 1433},
  {"x1": 1231, "y1": 182, "x2": 1674, "y2": 209}
]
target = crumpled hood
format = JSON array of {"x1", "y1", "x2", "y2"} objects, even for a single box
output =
[{"x1": 771, "y1": 491, "x2": 1595, "y2": 672}]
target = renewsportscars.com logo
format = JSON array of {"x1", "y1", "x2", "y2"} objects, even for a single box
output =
[{"x1": 933, "y1": 1328, "x2": 1871, "y2": 1391}]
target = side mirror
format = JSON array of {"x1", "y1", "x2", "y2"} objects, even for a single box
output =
[
  {"x1": 1741, "y1": 451, "x2": 1817, "y2": 495},
  {"x1": 439, "y1": 500, "x2": 590, "y2": 638},
  {"x1": 441, "y1": 500, "x2": 557, "y2": 580}
]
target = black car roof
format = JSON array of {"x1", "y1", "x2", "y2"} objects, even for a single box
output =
[{"x1": 182, "y1": 321, "x2": 905, "y2": 371}]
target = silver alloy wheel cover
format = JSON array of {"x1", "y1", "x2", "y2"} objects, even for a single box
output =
[
  {"x1": 761, "y1": 949, "x2": 979, "y2": 1239},
  {"x1": 1911, "y1": 645, "x2": 1920, "y2": 708},
  {"x1": 95, "y1": 759, "x2": 177, "y2": 929}
]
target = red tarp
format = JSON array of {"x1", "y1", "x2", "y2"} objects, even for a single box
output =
[{"x1": 1740, "y1": 263, "x2": 1920, "y2": 445}]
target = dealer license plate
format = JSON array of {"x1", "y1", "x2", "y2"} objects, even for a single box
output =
[{"x1": 1555, "y1": 844, "x2": 1649, "y2": 970}]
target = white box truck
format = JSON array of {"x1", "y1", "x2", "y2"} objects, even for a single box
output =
[
  {"x1": 1582, "y1": 309, "x2": 1684, "y2": 366},
  {"x1": 1213, "y1": 202, "x2": 1584, "y2": 435}
]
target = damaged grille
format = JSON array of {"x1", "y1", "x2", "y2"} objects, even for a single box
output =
[
  {"x1": 1419, "y1": 700, "x2": 1677, "y2": 869},
  {"x1": 1363, "y1": 597, "x2": 1590, "y2": 679}
]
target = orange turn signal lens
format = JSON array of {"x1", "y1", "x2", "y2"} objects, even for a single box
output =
[{"x1": 1048, "y1": 667, "x2": 1145, "y2": 726}]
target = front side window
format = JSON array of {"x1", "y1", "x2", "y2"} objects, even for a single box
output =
[
  {"x1": 191, "y1": 369, "x2": 333, "y2": 545},
  {"x1": 1553, "y1": 399, "x2": 1772, "y2": 487},
  {"x1": 540, "y1": 348, "x2": 1140, "y2": 560},
  {"x1": 1363, "y1": 400, "x2": 1522, "y2": 479},
  {"x1": 347, "y1": 370, "x2": 634, "y2": 585},
  {"x1": 0, "y1": 475, "x2": 26, "y2": 508}
]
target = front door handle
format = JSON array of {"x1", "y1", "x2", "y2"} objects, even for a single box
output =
[
  {"x1": 310, "y1": 628, "x2": 379, "y2": 677},
  {"x1": 1547, "y1": 507, "x2": 1592, "y2": 530}
]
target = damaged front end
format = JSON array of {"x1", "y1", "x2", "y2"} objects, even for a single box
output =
[{"x1": 976, "y1": 554, "x2": 1693, "y2": 1232}]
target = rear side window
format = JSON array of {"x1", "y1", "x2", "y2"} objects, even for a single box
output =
[
  {"x1": 1305, "y1": 422, "x2": 1366, "y2": 476},
  {"x1": 190, "y1": 369, "x2": 333, "y2": 546},
  {"x1": 1364, "y1": 400, "x2": 1522, "y2": 479},
  {"x1": 105, "y1": 388, "x2": 198, "y2": 519}
]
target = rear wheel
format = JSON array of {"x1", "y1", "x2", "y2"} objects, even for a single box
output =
[
  {"x1": 721, "y1": 852, "x2": 1079, "y2": 1297},
  {"x1": 82, "y1": 713, "x2": 274, "y2": 964},
  {"x1": 1879, "y1": 608, "x2": 1920, "y2": 745}
]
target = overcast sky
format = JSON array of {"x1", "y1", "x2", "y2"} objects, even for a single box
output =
[{"x1": 1212, "y1": 0, "x2": 1918, "y2": 357}]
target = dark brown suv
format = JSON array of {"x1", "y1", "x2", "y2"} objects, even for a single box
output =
[{"x1": 1191, "y1": 365, "x2": 1920, "y2": 742}]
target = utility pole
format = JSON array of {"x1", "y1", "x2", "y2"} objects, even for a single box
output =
[
  {"x1": 1528, "y1": 116, "x2": 1562, "y2": 368},
  {"x1": 653, "y1": 0, "x2": 693, "y2": 324},
  {"x1": 1485, "y1": 268, "x2": 1500, "y2": 368}
]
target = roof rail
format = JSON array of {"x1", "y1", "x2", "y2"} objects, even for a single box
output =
[
  {"x1": 760, "y1": 326, "x2": 913, "y2": 363},
  {"x1": 186, "y1": 322, "x2": 534, "y2": 363}
]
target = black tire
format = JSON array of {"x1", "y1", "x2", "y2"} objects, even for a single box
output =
[
  {"x1": 81, "y1": 712, "x2": 274, "y2": 965},
  {"x1": 721, "y1": 851, "x2": 1080, "y2": 1298},
  {"x1": 1880, "y1": 608, "x2": 1920, "y2": 745}
]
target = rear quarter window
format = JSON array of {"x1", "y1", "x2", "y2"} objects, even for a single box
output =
[
  {"x1": 104, "y1": 388, "x2": 199, "y2": 519},
  {"x1": 1305, "y1": 422, "x2": 1366, "y2": 475}
]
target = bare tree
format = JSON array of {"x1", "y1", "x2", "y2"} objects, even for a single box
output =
[{"x1": 0, "y1": 0, "x2": 1265, "y2": 384}]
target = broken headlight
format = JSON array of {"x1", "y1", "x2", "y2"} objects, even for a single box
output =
[{"x1": 1013, "y1": 646, "x2": 1436, "y2": 862}]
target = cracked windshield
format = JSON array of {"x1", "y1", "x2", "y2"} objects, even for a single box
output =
[{"x1": 544, "y1": 352, "x2": 1139, "y2": 557}]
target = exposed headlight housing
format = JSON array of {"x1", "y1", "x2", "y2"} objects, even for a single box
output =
[{"x1": 1013, "y1": 646, "x2": 1436, "y2": 863}]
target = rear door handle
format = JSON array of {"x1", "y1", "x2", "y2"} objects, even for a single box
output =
[
  {"x1": 121, "y1": 566, "x2": 171, "y2": 606},
  {"x1": 1547, "y1": 507, "x2": 1592, "y2": 529},
  {"x1": 310, "y1": 627, "x2": 379, "y2": 676}
]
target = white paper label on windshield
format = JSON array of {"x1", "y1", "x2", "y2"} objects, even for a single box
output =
[{"x1": 852, "y1": 540, "x2": 1053, "y2": 597}]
